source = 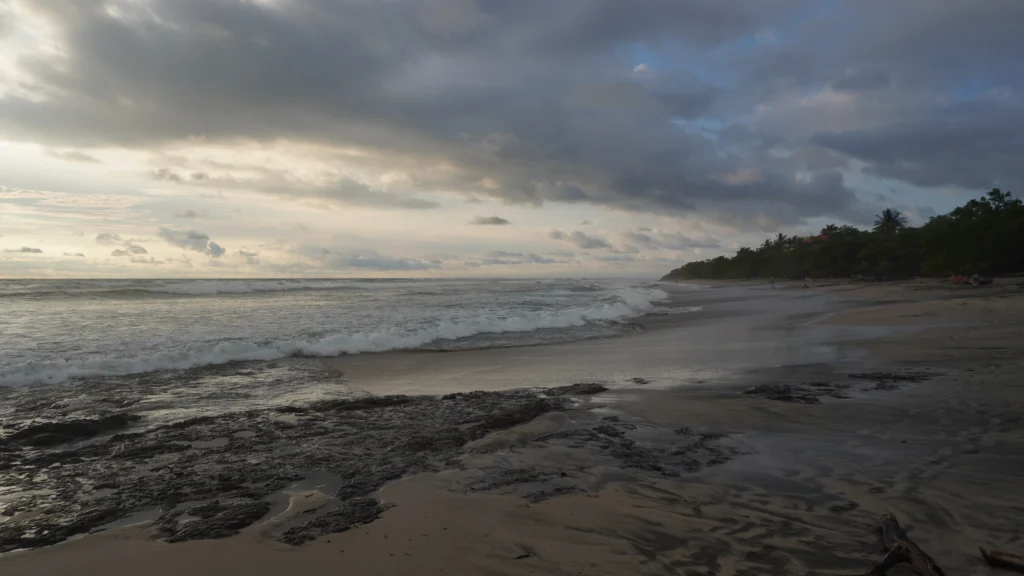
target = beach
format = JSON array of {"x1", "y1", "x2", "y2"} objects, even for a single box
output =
[{"x1": 3, "y1": 280, "x2": 1024, "y2": 575}]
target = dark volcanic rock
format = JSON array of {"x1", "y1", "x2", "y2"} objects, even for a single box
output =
[
  {"x1": 0, "y1": 385, "x2": 598, "y2": 551},
  {"x1": 848, "y1": 371, "x2": 934, "y2": 384},
  {"x1": 744, "y1": 384, "x2": 824, "y2": 404},
  {"x1": 469, "y1": 468, "x2": 553, "y2": 492},
  {"x1": 5, "y1": 414, "x2": 141, "y2": 447},
  {"x1": 161, "y1": 500, "x2": 271, "y2": 542},
  {"x1": 307, "y1": 395, "x2": 412, "y2": 412},
  {"x1": 279, "y1": 497, "x2": 385, "y2": 545},
  {"x1": 0, "y1": 381, "x2": 725, "y2": 552},
  {"x1": 0, "y1": 507, "x2": 124, "y2": 553},
  {"x1": 744, "y1": 381, "x2": 856, "y2": 404},
  {"x1": 545, "y1": 383, "x2": 608, "y2": 396}
]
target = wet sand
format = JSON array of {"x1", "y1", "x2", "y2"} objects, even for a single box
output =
[{"x1": 4, "y1": 280, "x2": 1024, "y2": 575}]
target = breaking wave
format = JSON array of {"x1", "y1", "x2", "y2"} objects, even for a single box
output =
[{"x1": 0, "y1": 288, "x2": 670, "y2": 387}]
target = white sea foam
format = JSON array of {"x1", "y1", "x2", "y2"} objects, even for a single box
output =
[{"x1": 0, "y1": 287, "x2": 671, "y2": 387}]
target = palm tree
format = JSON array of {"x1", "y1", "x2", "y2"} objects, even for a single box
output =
[
  {"x1": 773, "y1": 233, "x2": 789, "y2": 248},
  {"x1": 821, "y1": 224, "x2": 839, "y2": 234},
  {"x1": 873, "y1": 208, "x2": 908, "y2": 234}
]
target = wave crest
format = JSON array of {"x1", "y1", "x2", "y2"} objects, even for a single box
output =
[{"x1": 0, "y1": 288, "x2": 670, "y2": 387}]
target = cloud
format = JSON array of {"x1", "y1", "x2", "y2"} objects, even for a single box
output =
[
  {"x1": 812, "y1": 102, "x2": 1024, "y2": 190},
  {"x1": 621, "y1": 229, "x2": 721, "y2": 251},
  {"x1": 4, "y1": 246, "x2": 43, "y2": 253},
  {"x1": 175, "y1": 209, "x2": 200, "y2": 219},
  {"x1": 470, "y1": 216, "x2": 511, "y2": 226},
  {"x1": 2, "y1": 0, "x2": 1023, "y2": 230},
  {"x1": 832, "y1": 70, "x2": 891, "y2": 92},
  {"x1": 95, "y1": 233, "x2": 124, "y2": 246},
  {"x1": 298, "y1": 246, "x2": 439, "y2": 271},
  {"x1": 63, "y1": 252, "x2": 86, "y2": 257},
  {"x1": 479, "y1": 250, "x2": 559, "y2": 265},
  {"x1": 158, "y1": 227, "x2": 226, "y2": 257},
  {"x1": 130, "y1": 256, "x2": 163, "y2": 265},
  {"x1": 48, "y1": 149, "x2": 101, "y2": 163},
  {"x1": 0, "y1": 0, "x2": 862, "y2": 226},
  {"x1": 238, "y1": 250, "x2": 259, "y2": 265},
  {"x1": 111, "y1": 244, "x2": 147, "y2": 257},
  {"x1": 549, "y1": 229, "x2": 611, "y2": 250},
  {"x1": 206, "y1": 241, "x2": 226, "y2": 257},
  {"x1": 151, "y1": 168, "x2": 440, "y2": 210}
]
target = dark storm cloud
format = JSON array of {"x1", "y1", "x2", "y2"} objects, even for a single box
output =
[
  {"x1": 812, "y1": 102, "x2": 1024, "y2": 190},
  {"x1": 470, "y1": 216, "x2": 510, "y2": 225},
  {"x1": 158, "y1": 227, "x2": 225, "y2": 257},
  {"x1": 832, "y1": 70, "x2": 890, "y2": 93},
  {"x1": 2, "y1": 0, "x2": 1022, "y2": 225}
]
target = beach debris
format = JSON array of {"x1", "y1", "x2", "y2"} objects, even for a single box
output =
[
  {"x1": 980, "y1": 547, "x2": 1024, "y2": 574},
  {"x1": 869, "y1": 513, "x2": 945, "y2": 576}
]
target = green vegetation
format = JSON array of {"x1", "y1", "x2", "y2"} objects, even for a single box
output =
[{"x1": 663, "y1": 189, "x2": 1024, "y2": 281}]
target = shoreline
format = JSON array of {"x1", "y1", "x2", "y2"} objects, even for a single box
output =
[{"x1": 4, "y1": 281, "x2": 1023, "y2": 574}]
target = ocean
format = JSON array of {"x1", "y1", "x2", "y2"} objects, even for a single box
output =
[{"x1": 0, "y1": 278, "x2": 677, "y2": 389}]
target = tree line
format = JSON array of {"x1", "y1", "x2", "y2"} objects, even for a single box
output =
[{"x1": 662, "y1": 189, "x2": 1024, "y2": 281}]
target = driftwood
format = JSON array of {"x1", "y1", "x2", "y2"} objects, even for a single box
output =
[
  {"x1": 981, "y1": 547, "x2": 1024, "y2": 574},
  {"x1": 870, "y1": 513, "x2": 945, "y2": 575}
]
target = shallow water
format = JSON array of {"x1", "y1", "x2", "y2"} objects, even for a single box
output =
[{"x1": 0, "y1": 278, "x2": 680, "y2": 388}]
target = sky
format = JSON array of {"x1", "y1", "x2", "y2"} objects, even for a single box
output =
[{"x1": 0, "y1": 0, "x2": 1021, "y2": 279}]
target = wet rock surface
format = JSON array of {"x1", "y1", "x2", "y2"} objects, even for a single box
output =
[
  {"x1": 460, "y1": 415, "x2": 741, "y2": 505},
  {"x1": 744, "y1": 383, "x2": 846, "y2": 404},
  {"x1": 0, "y1": 384, "x2": 609, "y2": 552},
  {"x1": 4, "y1": 414, "x2": 142, "y2": 447},
  {"x1": 160, "y1": 500, "x2": 272, "y2": 543},
  {"x1": 278, "y1": 497, "x2": 387, "y2": 545},
  {"x1": 745, "y1": 371, "x2": 938, "y2": 403},
  {"x1": 0, "y1": 380, "x2": 740, "y2": 552}
]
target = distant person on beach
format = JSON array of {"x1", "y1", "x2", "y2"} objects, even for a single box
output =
[{"x1": 769, "y1": 277, "x2": 776, "y2": 290}]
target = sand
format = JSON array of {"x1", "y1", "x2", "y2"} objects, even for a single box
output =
[{"x1": 4, "y1": 280, "x2": 1024, "y2": 575}]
